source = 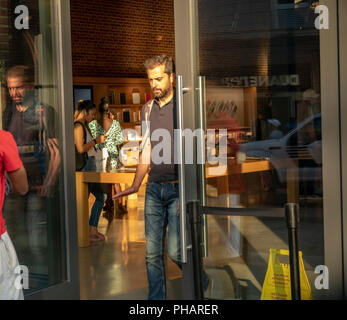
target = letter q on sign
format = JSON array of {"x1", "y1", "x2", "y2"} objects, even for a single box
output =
[{"x1": 15, "y1": 5, "x2": 29, "y2": 30}]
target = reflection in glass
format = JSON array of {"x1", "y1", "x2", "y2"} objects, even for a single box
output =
[
  {"x1": 1, "y1": 0, "x2": 66, "y2": 294},
  {"x1": 198, "y1": 0, "x2": 324, "y2": 300}
]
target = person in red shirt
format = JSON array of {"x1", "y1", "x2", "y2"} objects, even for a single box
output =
[{"x1": 0, "y1": 130, "x2": 28, "y2": 300}]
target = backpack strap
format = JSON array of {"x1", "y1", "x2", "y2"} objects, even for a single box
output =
[
  {"x1": 74, "y1": 121, "x2": 86, "y2": 144},
  {"x1": 139, "y1": 99, "x2": 155, "y2": 164}
]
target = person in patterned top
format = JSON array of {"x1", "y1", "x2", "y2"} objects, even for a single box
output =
[{"x1": 89, "y1": 97, "x2": 126, "y2": 214}]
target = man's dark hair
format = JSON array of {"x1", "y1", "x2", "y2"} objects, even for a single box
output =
[
  {"x1": 6, "y1": 65, "x2": 35, "y2": 84},
  {"x1": 144, "y1": 55, "x2": 175, "y2": 75}
]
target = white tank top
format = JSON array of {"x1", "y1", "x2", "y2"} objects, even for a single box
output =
[
  {"x1": 85, "y1": 127, "x2": 97, "y2": 157},
  {"x1": 85, "y1": 125, "x2": 108, "y2": 171}
]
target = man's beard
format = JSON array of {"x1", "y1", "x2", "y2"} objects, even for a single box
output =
[
  {"x1": 153, "y1": 87, "x2": 171, "y2": 100},
  {"x1": 12, "y1": 90, "x2": 35, "y2": 106},
  {"x1": 12, "y1": 97, "x2": 22, "y2": 104}
]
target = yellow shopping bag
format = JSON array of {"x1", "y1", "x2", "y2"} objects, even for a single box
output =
[{"x1": 261, "y1": 249, "x2": 312, "y2": 300}]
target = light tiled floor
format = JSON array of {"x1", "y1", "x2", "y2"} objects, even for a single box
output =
[
  {"x1": 78, "y1": 186, "x2": 182, "y2": 300},
  {"x1": 202, "y1": 196, "x2": 325, "y2": 300},
  {"x1": 79, "y1": 187, "x2": 325, "y2": 300},
  {"x1": 3, "y1": 180, "x2": 328, "y2": 300}
]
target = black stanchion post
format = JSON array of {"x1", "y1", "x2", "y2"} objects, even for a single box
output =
[
  {"x1": 285, "y1": 203, "x2": 301, "y2": 300},
  {"x1": 187, "y1": 201, "x2": 204, "y2": 300}
]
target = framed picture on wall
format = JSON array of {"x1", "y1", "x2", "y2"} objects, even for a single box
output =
[
  {"x1": 73, "y1": 85, "x2": 93, "y2": 110},
  {"x1": 132, "y1": 92, "x2": 140, "y2": 104}
]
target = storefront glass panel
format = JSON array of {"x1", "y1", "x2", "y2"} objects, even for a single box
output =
[
  {"x1": 1, "y1": 0, "x2": 67, "y2": 295},
  {"x1": 196, "y1": 0, "x2": 328, "y2": 300}
]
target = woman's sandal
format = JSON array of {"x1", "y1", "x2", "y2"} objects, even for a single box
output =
[
  {"x1": 97, "y1": 232, "x2": 106, "y2": 241},
  {"x1": 90, "y1": 234, "x2": 102, "y2": 242}
]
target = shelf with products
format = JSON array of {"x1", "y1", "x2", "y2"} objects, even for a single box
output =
[
  {"x1": 109, "y1": 104, "x2": 143, "y2": 108},
  {"x1": 109, "y1": 105, "x2": 143, "y2": 128},
  {"x1": 73, "y1": 76, "x2": 152, "y2": 131}
]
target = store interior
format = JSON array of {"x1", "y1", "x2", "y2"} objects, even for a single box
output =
[
  {"x1": 0, "y1": 0, "x2": 326, "y2": 300},
  {"x1": 70, "y1": 0, "x2": 183, "y2": 300},
  {"x1": 71, "y1": 0, "x2": 324, "y2": 300}
]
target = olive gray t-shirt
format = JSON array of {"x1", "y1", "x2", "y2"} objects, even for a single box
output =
[
  {"x1": 7, "y1": 101, "x2": 56, "y2": 187},
  {"x1": 141, "y1": 96, "x2": 178, "y2": 183}
]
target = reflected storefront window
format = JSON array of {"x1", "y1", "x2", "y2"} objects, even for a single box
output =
[
  {"x1": 199, "y1": 0, "x2": 324, "y2": 299},
  {"x1": 1, "y1": 0, "x2": 66, "y2": 294}
]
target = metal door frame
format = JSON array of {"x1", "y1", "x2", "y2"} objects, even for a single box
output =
[
  {"x1": 174, "y1": 0, "x2": 200, "y2": 300},
  {"x1": 318, "y1": 0, "x2": 343, "y2": 299},
  {"x1": 26, "y1": 0, "x2": 80, "y2": 300},
  {"x1": 174, "y1": 0, "x2": 344, "y2": 300},
  {"x1": 338, "y1": 0, "x2": 347, "y2": 299}
]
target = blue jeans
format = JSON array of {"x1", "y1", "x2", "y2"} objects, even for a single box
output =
[
  {"x1": 3, "y1": 192, "x2": 47, "y2": 275},
  {"x1": 145, "y1": 181, "x2": 210, "y2": 300},
  {"x1": 83, "y1": 157, "x2": 107, "y2": 227},
  {"x1": 145, "y1": 182, "x2": 181, "y2": 300}
]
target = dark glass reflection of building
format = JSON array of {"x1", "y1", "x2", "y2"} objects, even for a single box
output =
[
  {"x1": 199, "y1": 0, "x2": 320, "y2": 139},
  {"x1": 2, "y1": 0, "x2": 66, "y2": 294}
]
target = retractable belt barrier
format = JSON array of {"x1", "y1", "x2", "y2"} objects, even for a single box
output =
[
  {"x1": 186, "y1": 201, "x2": 303, "y2": 300},
  {"x1": 285, "y1": 203, "x2": 301, "y2": 300}
]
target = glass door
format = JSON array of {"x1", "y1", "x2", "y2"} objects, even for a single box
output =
[
  {"x1": 175, "y1": 0, "x2": 343, "y2": 300},
  {"x1": 1, "y1": 0, "x2": 79, "y2": 299}
]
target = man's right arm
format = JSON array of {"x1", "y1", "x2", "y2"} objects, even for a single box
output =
[
  {"x1": 7, "y1": 166, "x2": 28, "y2": 196},
  {"x1": 113, "y1": 151, "x2": 150, "y2": 199},
  {"x1": 114, "y1": 102, "x2": 152, "y2": 199}
]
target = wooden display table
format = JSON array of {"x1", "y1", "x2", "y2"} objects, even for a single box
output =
[
  {"x1": 206, "y1": 158, "x2": 299, "y2": 204},
  {"x1": 76, "y1": 159, "x2": 298, "y2": 248},
  {"x1": 76, "y1": 169, "x2": 147, "y2": 247}
]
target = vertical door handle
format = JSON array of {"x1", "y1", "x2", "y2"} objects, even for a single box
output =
[
  {"x1": 198, "y1": 76, "x2": 208, "y2": 258},
  {"x1": 177, "y1": 75, "x2": 189, "y2": 263}
]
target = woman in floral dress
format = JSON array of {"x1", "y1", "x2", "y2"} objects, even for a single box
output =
[{"x1": 89, "y1": 97, "x2": 126, "y2": 214}]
